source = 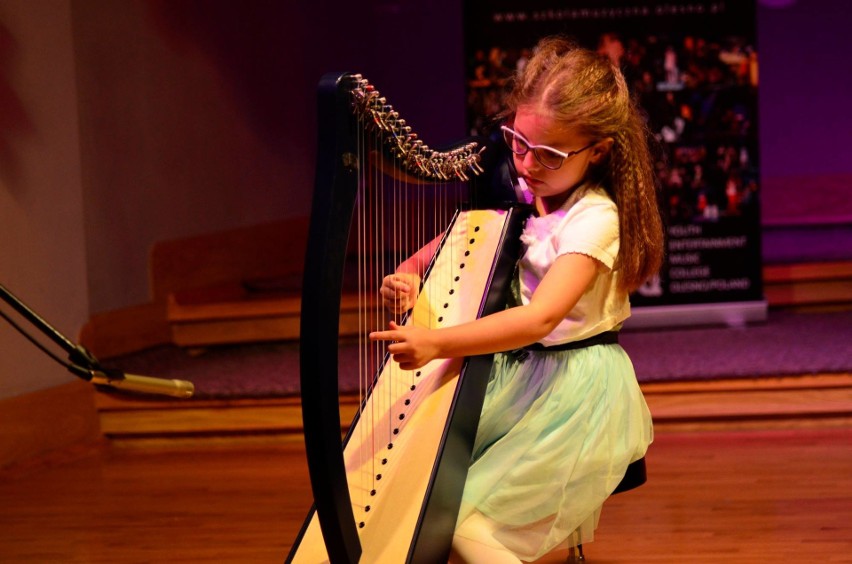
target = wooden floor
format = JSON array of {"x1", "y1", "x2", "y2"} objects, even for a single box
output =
[{"x1": 1, "y1": 425, "x2": 850, "y2": 563}]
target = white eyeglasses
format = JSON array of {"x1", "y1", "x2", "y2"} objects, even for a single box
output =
[{"x1": 501, "y1": 125, "x2": 594, "y2": 170}]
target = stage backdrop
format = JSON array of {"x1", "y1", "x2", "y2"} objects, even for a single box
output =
[{"x1": 463, "y1": 0, "x2": 764, "y2": 327}]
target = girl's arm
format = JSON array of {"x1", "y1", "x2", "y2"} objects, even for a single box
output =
[
  {"x1": 396, "y1": 235, "x2": 443, "y2": 276},
  {"x1": 380, "y1": 235, "x2": 442, "y2": 313},
  {"x1": 371, "y1": 252, "x2": 599, "y2": 370}
]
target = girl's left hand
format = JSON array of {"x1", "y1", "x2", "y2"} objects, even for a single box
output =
[{"x1": 369, "y1": 321, "x2": 439, "y2": 370}]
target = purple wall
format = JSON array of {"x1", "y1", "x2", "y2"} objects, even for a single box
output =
[
  {"x1": 758, "y1": 0, "x2": 852, "y2": 178},
  {"x1": 103, "y1": 0, "x2": 852, "y2": 310},
  {"x1": 222, "y1": 0, "x2": 852, "y2": 216}
]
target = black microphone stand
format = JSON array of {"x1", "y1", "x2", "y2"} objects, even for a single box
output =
[{"x1": 0, "y1": 283, "x2": 194, "y2": 398}]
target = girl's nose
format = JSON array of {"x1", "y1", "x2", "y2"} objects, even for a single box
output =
[{"x1": 517, "y1": 150, "x2": 539, "y2": 173}]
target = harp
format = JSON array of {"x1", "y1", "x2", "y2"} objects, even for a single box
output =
[{"x1": 288, "y1": 73, "x2": 529, "y2": 563}]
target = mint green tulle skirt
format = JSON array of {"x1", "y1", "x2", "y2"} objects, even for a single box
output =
[{"x1": 455, "y1": 342, "x2": 653, "y2": 561}]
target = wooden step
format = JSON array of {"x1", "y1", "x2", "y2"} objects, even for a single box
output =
[
  {"x1": 82, "y1": 259, "x2": 852, "y2": 356},
  {"x1": 93, "y1": 373, "x2": 852, "y2": 447},
  {"x1": 164, "y1": 260, "x2": 852, "y2": 347},
  {"x1": 166, "y1": 285, "x2": 367, "y2": 346},
  {"x1": 762, "y1": 260, "x2": 852, "y2": 307}
]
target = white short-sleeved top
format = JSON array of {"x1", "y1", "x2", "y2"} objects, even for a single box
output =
[{"x1": 518, "y1": 184, "x2": 630, "y2": 346}]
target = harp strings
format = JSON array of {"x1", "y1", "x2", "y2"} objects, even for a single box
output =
[
  {"x1": 347, "y1": 75, "x2": 482, "y2": 528},
  {"x1": 354, "y1": 166, "x2": 470, "y2": 521}
]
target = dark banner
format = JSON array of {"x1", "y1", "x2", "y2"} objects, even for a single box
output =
[{"x1": 463, "y1": 1, "x2": 763, "y2": 308}]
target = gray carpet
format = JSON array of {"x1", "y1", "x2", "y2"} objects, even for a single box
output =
[
  {"x1": 110, "y1": 308, "x2": 851, "y2": 400},
  {"x1": 620, "y1": 308, "x2": 851, "y2": 381}
]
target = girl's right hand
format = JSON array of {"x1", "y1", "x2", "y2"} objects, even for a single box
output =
[
  {"x1": 380, "y1": 273, "x2": 420, "y2": 313},
  {"x1": 370, "y1": 321, "x2": 438, "y2": 370}
]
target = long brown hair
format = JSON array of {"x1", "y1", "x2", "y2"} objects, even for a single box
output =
[{"x1": 505, "y1": 36, "x2": 664, "y2": 293}]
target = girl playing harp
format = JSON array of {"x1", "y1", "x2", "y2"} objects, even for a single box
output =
[{"x1": 372, "y1": 36, "x2": 664, "y2": 563}]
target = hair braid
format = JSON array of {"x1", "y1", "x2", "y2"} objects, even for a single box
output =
[{"x1": 610, "y1": 123, "x2": 664, "y2": 292}]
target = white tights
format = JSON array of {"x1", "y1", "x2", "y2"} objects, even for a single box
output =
[{"x1": 449, "y1": 511, "x2": 523, "y2": 564}]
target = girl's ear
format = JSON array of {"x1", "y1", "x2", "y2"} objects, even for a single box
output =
[{"x1": 589, "y1": 137, "x2": 615, "y2": 164}]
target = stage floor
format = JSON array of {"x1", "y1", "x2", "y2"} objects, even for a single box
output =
[{"x1": 1, "y1": 426, "x2": 850, "y2": 563}]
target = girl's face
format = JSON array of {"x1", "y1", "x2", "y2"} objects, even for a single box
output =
[{"x1": 511, "y1": 106, "x2": 609, "y2": 214}]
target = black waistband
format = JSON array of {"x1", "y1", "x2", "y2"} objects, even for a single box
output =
[{"x1": 524, "y1": 331, "x2": 619, "y2": 352}]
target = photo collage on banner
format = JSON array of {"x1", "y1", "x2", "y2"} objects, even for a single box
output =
[{"x1": 463, "y1": 1, "x2": 762, "y2": 310}]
